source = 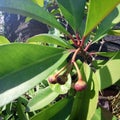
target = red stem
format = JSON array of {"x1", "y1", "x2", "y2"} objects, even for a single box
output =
[
  {"x1": 80, "y1": 36, "x2": 86, "y2": 47},
  {"x1": 84, "y1": 41, "x2": 92, "y2": 52},
  {"x1": 73, "y1": 62, "x2": 82, "y2": 80},
  {"x1": 71, "y1": 47, "x2": 81, "y2": 63},
  {"x1": 55, "y1": 64, "x2": 69, "y2": 77},
  {"x1": 76, "y1": 33, "x2": 81, "y2": 46},
  {"x1": 76, "y1": 33, "x2": 80, "y2": 41},
  {"x1": 68, "y1": 35, "x2": 78, "y2": 47}
]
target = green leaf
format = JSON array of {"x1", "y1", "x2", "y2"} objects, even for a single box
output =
[
  {"x1": 17, "y1": 99, "x2": 28, "y2": 120},
  {"x1": 0, "y1": 36, "x2": 10, "y2": 44},
  {"x1": 108, "y1": 29, "x2": 120, "y2": 36},
  {"x1": 0, "y1": 43, "x2": 70, "y2": 107},
  {"x1": 30, "y1": 98, "x2": 73, "y2": 120},
  {"x1": 95, "y1": 51, "x2": 120, "y2": 90},
  {"x1": 92, "y1": 60, "x2": 107, "y2": 70},
  {"x1": 0, "y1": 0, "x2": 69, "y2": 35},
  {"x1": 32, "y1": 0, "x2": 44, "y2": 7},
  {"x1": 57, "y1": 0, "x2": 86, "y2": 32},
  {"x1": 84, "y1": 0, "x2": 120, "y2": 37},
  {"x1": 92, "y1": 107, "x2": 102, "y2": 120},
  {"x1": 49, "y1": 98, "x2": 73, "y2": 120},
  {"x1": 27, "y1": 87, "x2": 59, "y2": 111},
  {"x1": 27, "y1": 34, "x2": 73, "y2": 48},
  {"x1": 96, "y1": 51, "x2": 117, "y2": 58},
  {"x1": 112, "y1": 116, "x2": 118, "y2": 120},
  {"x1": 69, "y1": 63, "x2": 99, "y2": 120},
  {"x1": 93, "y1": 4, "x2": 120, "y2": 42},
  {"x1": 49, "y1": 74, "x2": 72, "y2": 94}
]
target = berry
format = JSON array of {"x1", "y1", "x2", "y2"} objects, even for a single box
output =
[
  {"x1": 48, "y1": 75, "x2": 57, "y2": 84},
  {"x1": 57, "y1": 75, "x2": 67, "y2": 85},
  {"x1": 74, "y1": 80, "x2": 87, "y2": 91}
]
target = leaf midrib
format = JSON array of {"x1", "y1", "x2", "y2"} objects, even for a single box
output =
[{"x1": 0, "y1": 50, "x2": 68, "y2": 79}]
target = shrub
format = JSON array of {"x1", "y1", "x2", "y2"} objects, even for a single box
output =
[{"x1": 0, "y1": 0, "x2": 120, "y2": 119}]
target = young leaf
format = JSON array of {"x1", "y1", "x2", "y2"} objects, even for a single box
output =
[
  {"x1": 27, "y1": 34, "x2": 73, "y2": 48},
  {"x1": 0, "y1": 43, "x2": 70, "y2": 107},
  {"x1": 57, "y1": 0, "x2": 86, "y2": 32},
  {"x1": 95, "y1": 51, "x2": 120, "y2": 90},
  {"x1": 30, "y1": 98, "x2": 73, "y2": 120},
  {"x1": 69, "y1": 63, "x2": 99, "y2": 120},
  {"x1": 27, "y1": 87, "x2": 59, "y2": 111},
  {"x1": 0, "y1": 0, "x2": 69, "y2": 35},
  {"x1": 93, "y1": 4, "x2": 120, "y2": 42},
  {"x1": 84, "y1": 0, "x2": 120, "y2": 37}
]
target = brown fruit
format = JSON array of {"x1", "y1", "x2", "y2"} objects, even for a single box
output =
[{"x1": 57, "y1": 75, "x2": 67, "y2": 85}]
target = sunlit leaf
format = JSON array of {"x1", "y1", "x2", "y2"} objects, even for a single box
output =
[
  {"x1": 69, "y1": 63, "x2": 99, "y2": 120},
  {"x1": 91, "y1": 107, "x2": 102, "y2": 120},
  {"x1": 84, "y1": 0, "x2": 120, "y2": 37},
  {"x1": 27, "y1": 34, "x2": 73, "y2": 48},
  {"x1": 0, "y1": 43, "x2": 70, "y2": 107},
  {"x1": 0, "y1": 36, "x2": 10, "y2": 44},
  {"x1": 95, "y1": 51, "x2": 120, "y2": 90},
  {"x1": 32, "y1": 0, "x2": 44, "y2": 7},
  {"x1": 27, "y1": 87, "x2": 59, "y2": 111},
  {"x1": 30, "y1": 98, "x2": 73, "y2": 120},
  {"x1": 57, "y1": 0, "x2": 86, "y2": 32},
  {"x1": 93, "y1": 4, "x2": 120, "y2": 42}
]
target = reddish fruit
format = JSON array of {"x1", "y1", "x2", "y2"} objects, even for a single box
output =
[
  {"x1": 48, "y1": 75, "x2": 57, "y2": 84},
  {"x1": 74, "y1": 80, "x2": 87, "y2": 91}
]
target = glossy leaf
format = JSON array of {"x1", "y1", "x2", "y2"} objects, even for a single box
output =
[
  {"x1": 108, "y1": 29, "x2": 120, "y2": 36},
  {"x1": 0, "y1": 43, "x2": 70, "y2": 107},
  {"x1": 0, "y1": 0, "x2": 69, "y2": 35},
  {"x1": 27, "y1": 34, "x2": 73, "y2": 48},
  {"x1": 0, "y1": 36, "x2": 10, "y2": 44},
  {"x1": 49, "y1": 98, "x2": 73, "y2": 120},
  {"x1": 84, "y1": 0, "x2": 120, "y2": 36},
  {"x1": 91, "y1": 107, "x2": 102, "y2": 120},
  {"x1": 93, "y1": 4, "x2": 120, "y2": 42},
  {"x1": 70, "y1": 63, "x2": 99, "y2": 120},
  {"x1": 49, "y1": 74, "x2": 71, "y2": 94},
  {"x1": 95, "y1": 51, "x2": 120, "y2": 90},
  {"x1": 30, "y1": 98, "x2": 73, "y2": 120},
  {"x1": 57, "y1": 0, "x2": 86, "y2": 32},
  {"x1": 32, "y1": 0, "x2": 44, "y2": 7},
  {"x1": 27, "y1": 87, "x2": 59, "y2": 111}
]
